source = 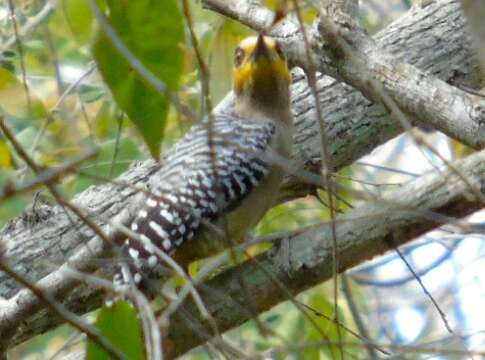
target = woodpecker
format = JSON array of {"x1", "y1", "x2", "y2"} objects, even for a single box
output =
[{"x1": 115, "y1": 35, "x2": 293, "y2": 293}]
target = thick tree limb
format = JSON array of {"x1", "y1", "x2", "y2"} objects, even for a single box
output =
[
  {"x1": 164, "y1": 149, "x2": 485, "y2": 359},
  {"x1": 315, "y1": 3, "x2": 484, "y2": 149},
  {"x1": 0, "y1": 0, "x2": 482, "y2": 353},
  {"x1": 56, "y1": 150, "x2": 485, "y2": 360},
  {"x1": 204, "y1": 0, "x2": 485, "y2": 148}
]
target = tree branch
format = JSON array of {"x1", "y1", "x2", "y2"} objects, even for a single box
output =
[
  {"x1": 0, "y1": 0, "x2": 57, "y2": 54},
  {"x1": 316, "y1": 4, "x2": 484, "y2": 149},
  {"x1": 205, "y1": 0, "x2": 484, "y2": 148},
  {"x1": 0, "y1": 0, "x2": 482, "y2": 353},
  {"x1": 164, "y1": 148, "x2": 485, "y2": 359}
]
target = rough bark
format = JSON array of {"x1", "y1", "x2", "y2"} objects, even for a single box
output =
[
  {"x1": 205, "y1": 0, "x2": 485, "y2": 149},
  {"x1": 0, "y1": 0, "x2": 482, "y2": 353},
  {"x1": 164, "y1": 149, "x2": 485, "y2": 359}
]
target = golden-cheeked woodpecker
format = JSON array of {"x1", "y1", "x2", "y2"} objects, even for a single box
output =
[{"x1": 114, "y1": 35, "x2": 293, "y2": 293}]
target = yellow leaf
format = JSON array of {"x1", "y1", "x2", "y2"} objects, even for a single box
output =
[
  {"x1": 0, "y1": 140, "x2": 11, "y2": 168},
  {"x1": 0, "y1": 68, "x2": 46, "y2": 119}
]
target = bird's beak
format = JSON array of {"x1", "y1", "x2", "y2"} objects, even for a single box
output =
[{"x1": 251, "y1": 34, "x2": 270, "y2": 61}]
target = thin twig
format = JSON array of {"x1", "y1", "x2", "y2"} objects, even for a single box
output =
[
  {"x1": 1, "y1": 1, "x2": 57, "y2": 52},
  {"x1": 341, "y1": 273, "x2": 380, "y2": 358},
  {"x1": 0, "y1": 259, "x2": 126, "y2": 360},
  {"x1": 0, "y1": 149, "x2": 98, "y2": 202},
  {"x1": 7, "y1": 0, "x2": 33, "y2": 117},
  {"x1": 392, "y1": 246, "x2": 453, "y2": 333},
  {"x1": 0, "y1": 117, "x2": 114, "y2": 248},
  {"x1": 291, "y1": 2, "x2": 343, "y2": 358},
  {"x1": 109, "y1": 112, "x2": 124, "y2": 178}
]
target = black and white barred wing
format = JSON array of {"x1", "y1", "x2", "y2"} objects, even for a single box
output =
[{"x1": 120, "y1": 115, "x2": 275, "y2": 283}]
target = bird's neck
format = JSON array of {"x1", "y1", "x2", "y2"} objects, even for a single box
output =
[{"x1": 234, "y1": 93, "x2": 292, "y2": 126}]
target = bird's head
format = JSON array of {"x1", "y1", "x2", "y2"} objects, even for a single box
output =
[{"x1": 233, "y1": 35, "x2": 291, "y2": 114}]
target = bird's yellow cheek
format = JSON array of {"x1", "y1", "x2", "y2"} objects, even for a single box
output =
[{"x1": 233, "y1": 63, "x2": 254, "y2": 95}]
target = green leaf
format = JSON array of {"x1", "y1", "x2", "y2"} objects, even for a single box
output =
[
  {"x1": 93, "y1": 0, "x2": 184, "y2": 159},
  {"x1": 63, "y1": 0, "x2": 94, "y2": 43},
  {"x1": 79, "y1": 83, "x2": 106, "y2": 103},
  {"x1": 86, "y1": 300, "x2": 145, "y2": 360},
  {"x1": 303, "y1": 292, "x2": 347, "y2": 360}
]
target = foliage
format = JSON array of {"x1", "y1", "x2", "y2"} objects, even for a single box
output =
[
  {"x1": 86, "y1": 300, "x2": 145, "y2": 360},
  {"x1": 93, "y1": 0, "x2": 184, "y2": 159}
]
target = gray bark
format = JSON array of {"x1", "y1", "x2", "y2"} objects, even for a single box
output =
[
  {"x1": 0, "y1": 0, "x2": 483, "y2": 354},
  {"x1": 164, "y1": 148, "x2": 485, "y2": 358}
]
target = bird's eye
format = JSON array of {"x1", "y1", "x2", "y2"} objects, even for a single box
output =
[
  {"x1": 274, "y1": 43, "x2": 285, "y2": 60},
  {"x1": 234, "y1": 47, "x2": 245, "y2": 67}
]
